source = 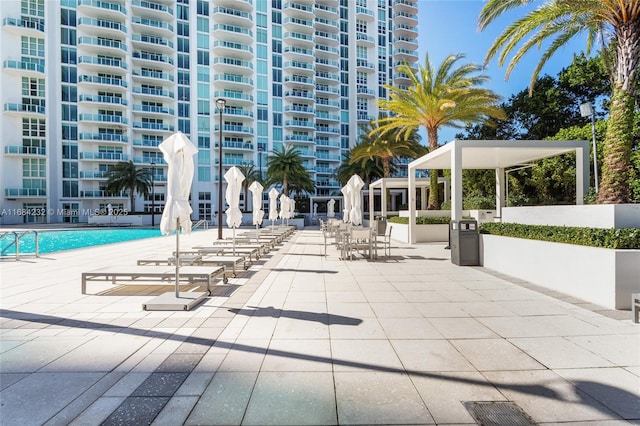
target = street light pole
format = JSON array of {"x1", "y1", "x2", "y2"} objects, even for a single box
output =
[
  {"x1": 258, "y1": 145, "x2": 263, "y2": 180},
  {"x1": 150, "y1": 162, "x2": 155, "y2": 227},
  {"x1": 216, "y1": 98, "x2": 226, "y2": 240},
  {"x1": 580, "y1": 102, "x2": 599, "y2": 193}
]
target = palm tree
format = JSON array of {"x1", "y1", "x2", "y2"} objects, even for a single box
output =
[
  {"x1": 375, "y1": 53, "x2": 506, "y2": 209},
  {"x1": 266, "y1": 144, "x2": 314, "y2": 196},
  {"x1": 478, "y1": 0, "x2": 640, "y2": 204},
  {"x1": 105, "y1": 161, "x2": 151, "y2": 212},
  {"x1": 350, "y1": 120, "x2": 425, "y2": 179},
  {"x1": 336, "y1": 147, "x2": 386, "y2": 186},
  {"x1": 237, "y1": 163, "x2": 260, "y2": 212}
]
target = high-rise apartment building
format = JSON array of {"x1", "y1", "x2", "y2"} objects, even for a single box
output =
[{"x1": 0, "y1": 0, "x2": 418, "y2": 225}]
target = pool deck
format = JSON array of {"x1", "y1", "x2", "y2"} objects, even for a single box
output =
[{"x1": 1, "y1": 227, "x2": 639, "y2": 425}]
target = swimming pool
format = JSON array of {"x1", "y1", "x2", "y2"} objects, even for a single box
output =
[{"x1": 0, "y1": 228, "x2": 164, "y2": 256}]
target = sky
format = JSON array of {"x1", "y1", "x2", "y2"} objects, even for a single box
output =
[{"x1": 415, "y1": 0, "x2": 590, "y2": 143}]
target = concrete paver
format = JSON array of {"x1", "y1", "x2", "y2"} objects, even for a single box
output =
[{"x1": 1, "y1": 227, "x2": 639, "y2": 425}]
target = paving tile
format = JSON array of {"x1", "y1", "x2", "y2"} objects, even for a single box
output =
[
  {"x1": 262, "y1": 339, "x2": 332, "y2": 371},
  {"x1": 0, "y1": 338, "x2": 88, "y2": 373},
  {"x1": 217, "y1": 339, "x2": 269, "y2": 372},
  {"x1": 101, "y1": 396, "x2": 169, "y2": 426},
  {"x1": 378, "y1": 317, "x2": 444, "y2": 339},
  {"x1": 331, "y1": 339, "x2": 404, "y2": 372},
  {"x1": 67, "y1": 396, "x2": 126, "y2": 426},
  {"x1": 0, "y1": 372, "x2": 104, "y2": 426},
  {"x1": 151, "y1": 396, "x2": 199, "y2": 426},
  {"x1": 272, "y1": 316, "x2": 330, "y2": 339},
  {"x1": 391, "y1": 339, "x2": 476, "y2": 372},
  {"x1": 482, "y1": 369, "x2": 621, "y2": 423},
  {"x1": 567, "y1": 334, "x2": 640, "y2": 366},
  {"x1": 509, "y1": 337, "x2": 615, "y2": 369},
  {"x1": 334, "y1": 371, "x2": 434, "y2": 424},
  {"x1": 555, "y1": 367, "x2": 640, "y2": 419},
  {"x1": 243, "y1": 372, "x2": 336, "y2": 425},
  {"x1": 130, "y1": 372, "x2": 189, "y2": 397},
  {"x1": 428, "y1": 317, "x2": 500, "y2": 339},
  {"x1": 185, "y1": 371, "x2": 257, "y2": 425},
  {"x1": 370, "y1": 302, "x2": 423, "y2": 318},
  {"x1": 410, "y1": 371, "x2": 508, "y2": 424},
  {"x1": 329, "y1": 317, "x2": 387, "y2": 339},
  {"x1": 451, "y1": 339, "x2": 545, "y2": 371}
]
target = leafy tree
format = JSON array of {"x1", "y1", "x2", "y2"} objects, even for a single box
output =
[
  {"x1": 237, "y1": 163, "x2": 260, "y2": 212},
  {"x1": 375, "y1": 53, "x2": 506, "y2": 209},
  {"x1": 105, "y1": 161, "x2": 151, "y2": 212},
  {"x1": 266, "y1": 144, "x2": 314, "y2": 196},
  {"x1": 350, "y1": 120, "x2": 424, "y2": 179},
  {"x1": 479, "y1": 0, "x2": 640, "y2": 203}
]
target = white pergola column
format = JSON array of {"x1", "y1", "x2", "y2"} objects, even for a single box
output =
[
  {"x1": 381, "y1": 179, "x2": 387, "y2": 217},
  {"x1": 495, "y1": 168, "x2": 505, "y2": 217},
  {"x1": 368, "y1": 185, "x2": 375, "y2": 222},
  {"x1": 408, "y1": 168, "x2": 416, "y2": 244},
  {"x1": 420, "y1": 187, "x2": 427, "y2": 210},
  {"x1": 451, "y1": 141, "x2": 463, "y2": 222},
  {"x1": 575, "y1": 146, "x2": 588, "y2": 205}
]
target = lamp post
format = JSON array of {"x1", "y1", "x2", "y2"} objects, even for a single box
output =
[
  {"x1": 580, "y1": 102, "x2": 599, "y2": 193},
  {"x1": 258, "y1": 145, "x2": 263, "y2": 180},
  {"x1": 150, "y1": 162, "x2": 155, "y2": 227},
  {"x1": 216, "y1": 98, "x2": 226, "y2": 240}
]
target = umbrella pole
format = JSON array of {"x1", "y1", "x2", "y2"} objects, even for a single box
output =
[
  {"x1": 255, "y1": 224, "x2": 259, "y2": 243},
  {"x1": 233, "y1": 227, "x2": 236, "y2": 256},
  {"x1": 175, "y1": 218, "x2": 180, "y2": 298}
]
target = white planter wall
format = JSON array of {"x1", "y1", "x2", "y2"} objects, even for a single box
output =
[
  {"x1": 390, "y1": 223, "x2": 449, "y2": 243},
  {"x1": 502, "y1": 204, "x2": 640, "y2": 228},
  {"x1": 480, "y1": 234, "x2": 640, "y2": 310}
]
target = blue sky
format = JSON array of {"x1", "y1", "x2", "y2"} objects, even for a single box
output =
[{"x1": 415, "y1": 0, "x2": 590, "y2": 142}]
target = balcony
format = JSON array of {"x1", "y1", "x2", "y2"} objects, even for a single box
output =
[
  {"x1": 77, "y1": 0, "x2": 126, "y2": 20},
  {"x1": 314, "y1": 17, "x2": 339, "y2": 32},
  {"x1": 3, "y1": 60, "x2": 44, "y2": 78},
  {"x1": 80, "y1": 189, "x2": 127, "y2": 198},
  {"x1": 77, "y1": 36, "x2": 127, "y2": 54},
  {"x1": 313, "y1": 3, "x2": 338, "y2": 18},
  {"x1": 315, "y1": 98, "x2": 340, "y2": 109},
  {"x1": 283, "y1": 31, "x2": 315, "y2": 48},
  {"x1": 78, "y1": 113, "x2": 128, "y2": 125},
  {"x1": 4, "y1": 188, "x2": 46, "y2": 197},
  {"x1": 314, "y1": 152, "x2": 341, "y2": 161},
  {"x1": 77, "y1": 17, "x2": 126, "y2": 37},
  {"x1": 356, "y1": 59, "x2": 376, "y2": 72},
  {"x1": 284, "y1": 120, "x2": 314, "y2": 129},
  {"x1": 283, "y1": 75, "x2": 314, "y2": 88},
  {"x1": 314, "y1": 31, "x2": 339, "y2": 45},
  {"x1": 132, "y1": 104, "x2": 174, "y2": 115},
  {"x1": 78, "y1": 94, "x2": 128, "y2": 108},
  {"x1": 283, "y1": 17, "x2": 314, "y2": 31},
  {"x1": 316, "y1": 112, "x2": 339, "y2": 122},
  {"x1": 316, "y1": 71, "x2": 339, "y2": 84},
  {"x1": 356, "y1": 6, "x2": 375, "y2": 21},
  {"x1": 79, "y1": 132, "x2": 128, "y2": 143},
  {"x1": 284, "y1": 105, "x2": 315, "y2": 116},
  {"x1": 4, "y1": 146, "x2": 46, "y2": 156},
  {"x1": 131, "y1": 33, "x2": 174, "y2": 52},
  {"x1": 393, "y1": 23, "x2": 418, "y2": 37},
  {"x1": 283, "y1": 61, "x2": 314, "y2": 74},
  {"x1": 132, "y1": 86, "x2": 175, "y2": 100},
  {"x1": 132, "y1": 68, "x2": 174, "y2": 83},
  {"x1": 356, "y1": 33, "x2": 375, "y2": 46},
  {"x1": 132, "y1": 138, "x2": 161, "y2": 147},
  {"x1": 283, "y1": 46, "x2": 314, "y2": 60},
  {"x1": 212, "y1": 40, "x2": 253, "y2": 59},
  {"x1": 393, "y1": 10, "x2": 418, "y2": 24},
  {"x1": 315, "y1": 125, "x2": 340, "y2": 135},
  {"x1": 285, "y1": 134, "x2": 314, "y2": 143},
  {"x1": 2, "y1": 17, "x2": 44, "y2": 35},
  {"x1": 212, "y1": 23, "x2": 253, "y2": 43},
  {"x1": 79, "y1": 152, "x2": 128, "y2": 161},
  {"x1": 222, "y1": 141, "x2": 253, "y2": 150},
  {"x1": 4, "y1": 103, "x2": 45, "y2": 117},
  {"x1": 131, "y1": 16, "x2": 174, "y2": 36},
  {"x1": 356, "y1": 86, "x2": 376, "y2": 97},
  {"x1": 315, "y1": 85, "x2": 340, "y2": 96},
  {"x1": 132, "y1": 51, "x2": 174, "y2": 68},
  {"x1": 78, "y1": 74, "x2": 128, "y2": 89},
  {"x1": 393, "y1": 0, "x2": 418, "y2": 13},
  {"x1": 79, "y1": 171, "x2": 109, "y2": 179},
  {"x1": 284, "y1": 90, "x2": 314, "y2": 101},
  {"x1": 314, "y1": 45, "x2": 339, "y2": 59},
  {"x1": 393, "y1": 35, "x2": 418, "y2": 49},
  {"x1": 77, "y1": 55, "x2": 127, "y2": 72},
  {"x1": 214, "y1": 124, "x2": 254, "y2": 135},
  {"x1": 212, "y1": 57, "x2": 253, "y2": 74},
  {"x1": 213, "y1": 74, "x2": 253, "y2": 90},
  {"x1": 131, "y1": 0, "x2": 173, "y2": 19},
  {"x1": 213, "y1": 91, "x2": 254, "y2": 104},
  {"x1": 393, "y1": 48, "x2": 418, "y2": 62},
  {"x1": 283, "y1": 2, "x2": 314, "y2": 19},
  {"x1": 132, "y1": 122, "x2": 175, "y2": 132},
  {"x1": 222, "y1": 108, "x2": 254, "y2": 119},
  {"x1": 315, "y1": 58, "x2": 340, "y2": 71},
  {"x1": 213, "y1": 6, "x2": 253, "y2": 26}
]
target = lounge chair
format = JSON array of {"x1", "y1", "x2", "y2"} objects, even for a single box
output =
[
  {"x1": 81, "y1": 265, "x2": 225, "y2": 295},
  {"x1": 191, "y1": 245, "x2": 262, "y2": 261},
  {"x1": 137, "y1": 254, "x2": 249, "y2": 280}
]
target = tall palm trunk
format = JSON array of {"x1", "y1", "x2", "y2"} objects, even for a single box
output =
[
  {"x1": 427, "y1": 128, "x2": 440, "y2": 209},
  {"x1": 598, "y1": 19, "x2": 639, "y2": 204}
]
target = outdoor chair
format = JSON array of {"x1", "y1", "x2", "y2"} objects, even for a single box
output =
[
  {"x1": 345, "y1": 227, "x2": 374, "y2": 260},
  {"x1": 375, "y1": 225, "x2": 393, "y2": 257}
]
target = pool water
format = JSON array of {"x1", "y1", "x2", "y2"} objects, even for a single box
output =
[{"x1": 0, "y1": 228, "x2": 164, "y2": 255}]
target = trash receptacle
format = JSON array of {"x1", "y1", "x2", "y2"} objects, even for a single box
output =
[
  {"x1": 450, "y1": 220, "x2": 479, "y2": 266},
  {"x1": 375, "y1": 216, "x2": 387, "y2": 235}
]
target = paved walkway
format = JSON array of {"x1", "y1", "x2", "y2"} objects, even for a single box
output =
[{"x1": 1, "y1": 228, "x2": 638, "y2": 425}]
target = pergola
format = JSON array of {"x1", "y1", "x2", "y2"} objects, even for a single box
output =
[
  {"x1": 407, "y1": 139, "x2": 591, "y2": 244},
  {"x1": 367, "y1": 177, "x2": 450, "y2": 219}
]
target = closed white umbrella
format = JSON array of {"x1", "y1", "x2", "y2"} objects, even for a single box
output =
[
  {"x1": 268, "y1": 188, "x2": 279, "y2": 228},
  {"x1": 224, "y1": 166, "x2": 244, "y2": 253},
  {"x1": 341, "y1": 184, "x2": 352, "y2": 223},
  {"x1": 349, "y1": 174, "x2": 365, "y2": 226},
  {"x1": 249, "y1": 181, "x2": 264, "y2": 241},
  {"x1": 279, "y1": 194, "x2": 288, "y2": 221},
  {"x1": 289, "y1": 198, "x2": 296, "y2": 221},
  {"x1": 159, "y1": 131, "x2": 198, "y2": 297},
  {"x1": 327, "y1": 199, "x2": 335, "y2": 218}
]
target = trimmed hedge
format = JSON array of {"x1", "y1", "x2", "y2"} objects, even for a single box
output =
[
  {"x1": 389, "y1": 216, "x2": 451, "y2": 225},
  {"x1": 479, "y1": 222, "x2": 640, "y2": 249}
]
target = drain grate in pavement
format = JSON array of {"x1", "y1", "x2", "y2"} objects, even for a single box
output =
[{"x1": 463, "y1": 401, "x2": 536, "y2": 426}]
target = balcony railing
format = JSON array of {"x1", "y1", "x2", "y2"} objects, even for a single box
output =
[
  {"x1": 79, "y1": 132, "x2": 128, "y2": 142},
  {"x1": 3, "y1": 17, "x2": 44, "y2": 32},
  {"x1": 4, "y1": 146, "x2": 46, "y2": 155},
  {"x1": 4, "y1": 103, "x2": 45, "y2": 114},
  {"x1": 5, "y1": 188, "x2": 46, "y2": 197},
  {"x1": 3, "y1": 60, "x2": 44, "y2": 73},
  {"x1": 78, "y1": 113, "x2": 128, "y2": 124},
  {"x1": 79, "y1": 152, "x2": 128, "y2": 160}
]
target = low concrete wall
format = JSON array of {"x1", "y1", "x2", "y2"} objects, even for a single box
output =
[
  {"x1": 502, "y1": 204, "x2": 640, "y2": 228},
  {"x1": 480, "y1": 234, "x2": 640, "y2": 310},
  {"x1": 390, "y1": 223, "x2": 449, "y2": 243}
]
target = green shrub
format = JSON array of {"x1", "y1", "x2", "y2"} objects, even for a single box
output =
[
  {"x1": 389, "y1": 216, "x2": 451, "y2": 225},
  {"x1": 479, "y1": 222, "x2": 640, "y2": 249}
]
